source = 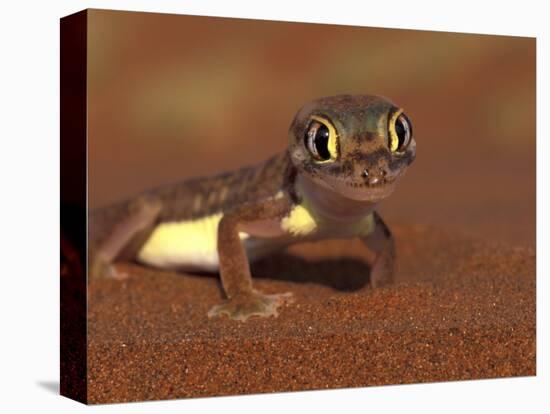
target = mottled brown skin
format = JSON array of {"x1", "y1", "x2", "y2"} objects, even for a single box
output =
[
  {"x1": 88, "y1": 153, "x2": 294, "y2": 279},
  {"x1": 89, "y1": 94, "x2": 416, "y2": 321}
]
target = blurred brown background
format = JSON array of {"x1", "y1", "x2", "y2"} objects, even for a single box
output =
[{"x1": 87, "y1": 9, "x2": 535, "y2": 247}]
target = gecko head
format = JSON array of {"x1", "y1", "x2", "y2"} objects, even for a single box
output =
[{"x1": 288, "y1": 94, "x2": 416, "y2": 202}]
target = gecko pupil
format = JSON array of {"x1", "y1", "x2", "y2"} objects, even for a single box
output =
[
  {"x1": 394, "y1": 113, "x2": 412, "y2": 151},
  {"x1": 314, "y1": 125, "x2": 331, "y2": 160},
  {"x1": 305, "y1": 120, "x2": 332, "y2": 161},
  {"x1": 395, "y1": 119, "x2": 405, "y2": 146}
]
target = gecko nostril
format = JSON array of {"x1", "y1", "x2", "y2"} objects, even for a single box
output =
[{"x1": 362, "y1": 169, "x2": 369, "y2": 179}]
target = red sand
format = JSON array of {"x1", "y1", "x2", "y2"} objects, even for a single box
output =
[{"x1": 87, "y1": 224, "x2": 535, "y2": 404}]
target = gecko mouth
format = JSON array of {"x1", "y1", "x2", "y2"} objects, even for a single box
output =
[
  {"x1": 312, "y1": 173, "x2": 399, "y2": 202},
  {"x1": 343, "y1": 178, "x2": 396, "y2": 188}
]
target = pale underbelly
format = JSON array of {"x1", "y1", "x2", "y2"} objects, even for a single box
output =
[
  {"x1": 135, "y1": 213, "x2": 287, "y2": 272},
  {"x1": 135, "y1": 208, "x2": 374, "y2": 272}
]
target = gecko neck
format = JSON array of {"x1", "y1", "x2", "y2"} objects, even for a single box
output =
[{"x1": 294, "y1": 174, "x2": 376, "y2": 222}]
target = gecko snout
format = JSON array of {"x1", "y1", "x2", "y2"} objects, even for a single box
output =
[{"x1": 361, "y1": 167, "x2": 388, "y2": 185}]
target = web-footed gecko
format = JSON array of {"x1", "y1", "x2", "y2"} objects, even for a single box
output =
[{"x1": 89, "y1": 94, "x2": 416, "y2": 321}]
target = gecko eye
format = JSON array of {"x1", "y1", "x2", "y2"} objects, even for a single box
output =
[
  {"x1": 388, "y1": 110, "x2": 412, "y2": 153},
  {"x1": 304, "y1": 116, "x2": 338, "y2": 162}
]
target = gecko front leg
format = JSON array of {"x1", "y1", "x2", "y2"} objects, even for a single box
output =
[
  {"x1": 208, "y1": 198, "x2": 294, "y2": 321},
  {"x1": 360, "y1": 212, "x2": 396, "y2": 288}
]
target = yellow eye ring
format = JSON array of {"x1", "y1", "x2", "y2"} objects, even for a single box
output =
[
  {"x1": 388, "y1": 109, "x2": 412, "y2": 153},
  {"x1": 305, "y1": 115, "x2": 339, "y2": 162}
]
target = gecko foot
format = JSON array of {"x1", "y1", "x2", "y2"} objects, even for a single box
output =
[
  {"x1": 370, "y1": 262, "x2": 394, "y2": 288},
  {"x1": 106, "y1": 265, "x2": 130, "y2": 281},
  {"x1": 208, "y1": 291, "x2": 294, "y2": 322},
  {"x1": 89, "y1": 258, "x2": 129, "y2": 281}
]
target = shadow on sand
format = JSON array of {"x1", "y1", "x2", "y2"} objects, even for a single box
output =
[{"x1": 251, "y1": 252, "x2": 372, "y2": 292}]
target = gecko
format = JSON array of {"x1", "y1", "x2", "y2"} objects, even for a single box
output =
[{"x1": 89, "y1": 94, "x2": 416, "y2": 321}]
